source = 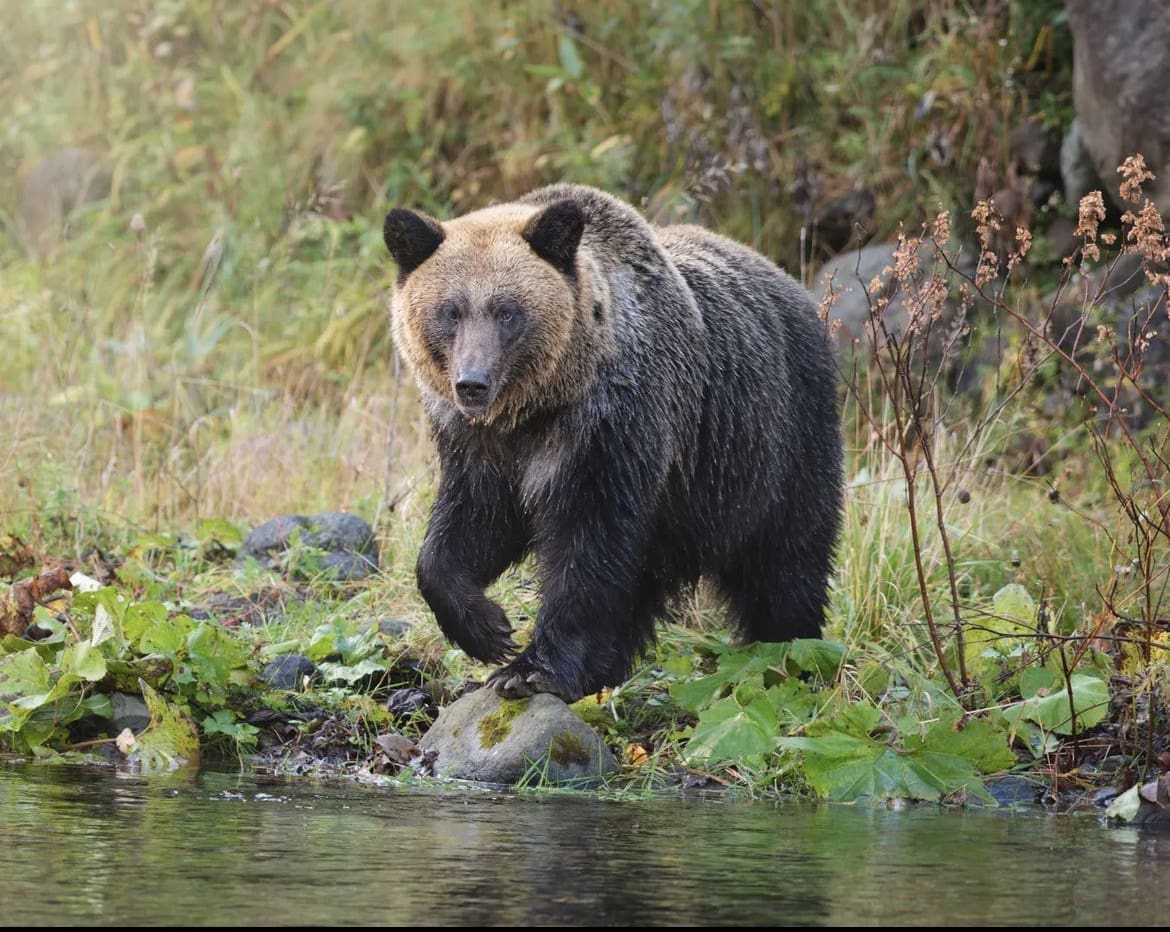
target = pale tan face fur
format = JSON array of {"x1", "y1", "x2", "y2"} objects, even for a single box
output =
[{"x1": 389, "y1": 203, "x2": 611, "y2": 427}]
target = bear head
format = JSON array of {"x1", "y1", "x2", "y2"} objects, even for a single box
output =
[{"x1": 384, "y1": 199, "x2": 612, "y2": 427}]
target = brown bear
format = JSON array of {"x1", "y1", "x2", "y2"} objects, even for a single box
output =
[{"x1": 384, "y1": 184, "x2": 843, "y2": 703}]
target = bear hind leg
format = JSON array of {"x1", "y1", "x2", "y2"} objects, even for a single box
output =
[{"x1": 713, "y1": 525, "x2": 833, "y2": 644}]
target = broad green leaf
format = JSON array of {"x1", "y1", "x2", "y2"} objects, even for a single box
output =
[
  {"x1": 764, "y1": 679, "x2": 819, "y2": 727},
  {"x1": 1019, "y1": 665, "x2": 1057, "y2": 699},
  {"x1": 0, "y1": 648, "x2": 51, "y2": 699},
  {"x1": 557, "y1": 35, "x2": 584, "y2": 79},
  {"x1": 1104, "y1": 785, "x2": 1142, "y2": 822},
  {"x1": 186, "y1": 623, "x2": 250, "y2": 692},
  {"x1": 658, "y1": 654, "x2": 693, "y2": 677},
  {"x1": 1001, "y1": 672, "x2": 1109, "y2": 735},
  {"x1": 60, "y1": 642, "x2": 107, "y2": 682},
  {"x1": 317, "y1": 657, "x2": 389, "y2": 685},
  {"x1": 684, "y1": 688, "x2": 779, "y2": 762},
  {"x1": 82, "y1": 693, "x2": 113, "y2": 719},
  {"x1": 670, "y1": 670, "x2": 735, "y2": 713},
  {"x1": 125, "y1": 680, "x2": 200, "y2": 772},
  {"x1": 780, "y1": 705, "x2": 1009, "y2": 803},
  {"x1": 3, "y1": 671, "x2": 86, "y2": 749},
  {"x1": 806, "y1": 699, "x2": 882, "y2": 738},
  {"x1": 783, "y1": 733, "x2": 996, "y2": 803},
  {"x1": 992, "y1": 584, "x2": 1038, "y2": 633},
  {"x1": 781, "y1": 732, "x2": 896, "y2": 799},
  {"x1": 306, "y1": 619, "x2": 379, "y2": 664},
  {"x1": 201, "y1": 709, "x2": 259, "y2": 748},
  {"x1": 916, "y1": 711, "x2": 1016, "y2": 773},
  {"x1": 966, "y1": 583, "x2": 1038, "y2": 671},
  {"x1": 670, "y1": 642, "x2": 800, "y2": 713},
  {"x1": 196, "y1": 517, "x2": 244, "y2": 547},
  {"x1": 1, "y1": 633, "x2": 42, "y2": 655},
  {"x1": 784, "y1": 639, "x2": 845, "y2": 681},
  {"x1": 134, "y1": 609, "x2": 192, "y2": 656}
]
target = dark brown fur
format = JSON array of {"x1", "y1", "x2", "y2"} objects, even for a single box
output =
[{"x1": 385, "y1": 185, "x2": 843, "y2": 702}]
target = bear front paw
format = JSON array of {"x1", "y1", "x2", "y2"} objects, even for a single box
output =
[
  {"x1": 445, "y1": 600, "x2": 517, "y2": 665},
  {"x1": 486, "y1": 651, "x2": 583, "y2": 703}
]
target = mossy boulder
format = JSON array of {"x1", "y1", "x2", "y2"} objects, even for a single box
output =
[{"x1": 419, "y1": 686, "x2": 618, "y2": 787}]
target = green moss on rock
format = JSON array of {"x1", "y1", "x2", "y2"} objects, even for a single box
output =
[
  {"x1": 548, "y1": 730, "x2": 589, "y2": 767},
  {"x1": 477, "y1": 697, "x2": 530, "y2": 748}
]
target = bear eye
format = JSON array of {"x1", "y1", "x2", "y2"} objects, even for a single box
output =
[
  {"x1": 496, "y1": 299, "x2": 524, "y2": 326},
  {"x1": 438, "y1": 301, "x2": 461, "y2": 324}
]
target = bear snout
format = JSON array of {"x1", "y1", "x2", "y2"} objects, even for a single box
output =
[{"x1": 453, "y1": 369, "x2": 495, "y2": 414}]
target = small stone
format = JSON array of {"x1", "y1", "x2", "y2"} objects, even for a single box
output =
[
  {"x1": 260, "y1": 654, "x2": 318, "y2": 690},
  {"x1": 109, "y1": 692, "x2": 151, "y2": 734}
]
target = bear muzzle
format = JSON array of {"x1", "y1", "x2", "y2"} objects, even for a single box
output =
[{"x1": 452, "y1": 367, "x2": 497, "y2": 417}]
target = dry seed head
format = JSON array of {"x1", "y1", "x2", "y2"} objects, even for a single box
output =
[
  {"x1": 931, "y1": 208, "x2": 951, "y2": 245},
  {"x1": 1121, "y1": 200, "x2": 1170, "y2": 264},
  {"x1": 1007, "y1": 227, "x2": 1032, "y2": 272},
  {"x1": 818, "y1": 282, "x2": 840, "y2": 322},
  {"x1": 1074, "y1": 191, "x2": 1106, "y2": 261},
  {"x1": 975, "y1": 250, "x2": 998, "y2": 287},
  {"x1": 972, "y1": 200, "x2": 996, "y2": 252},
  {"x1": 922, "y1": 275, "x2": 948, "y2": 321},
  {"x1": 892, "y1": 234, "x2": 922, "y2": 286},
  {"x1": 1118, "y1": 154, "x2": 1155, "y2": 204},
  {"x1": 869, "y1": 269, "x2": 890, "y2": 296},
  {"x1": 957, "y1": 282, "x2": 974, "y2": 313}
]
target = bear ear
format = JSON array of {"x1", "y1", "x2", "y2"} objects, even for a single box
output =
[
  {"x1": 384, "y1": 208, "x2": 445, "y2": 277},
  {"x1": 521, "y1": 200, "x2": 585, "y2": 278}
]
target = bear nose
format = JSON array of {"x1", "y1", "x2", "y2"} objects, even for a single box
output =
[{"x1": 455, "y1": 371, "x2": 492, "y2": 405}]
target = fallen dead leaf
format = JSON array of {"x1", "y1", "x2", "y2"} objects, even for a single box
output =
[
  {"x1": 0, "y1": 567, "x2": 73, "y2": 637},
  {"x1": 115, "y1": 728, "x2": 137, "y2": 755}
]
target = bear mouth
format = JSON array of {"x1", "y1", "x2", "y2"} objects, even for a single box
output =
[
  {"x1": 451, "y1": 382, "x2": 499, "y2": 420},
  {"x1": 456, "y1": 399, "x2": 492, "y2": 419}
]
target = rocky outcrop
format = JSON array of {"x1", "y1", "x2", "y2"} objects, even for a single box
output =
[{"x1": 1066, "y1": 0, "x2": 1170, "y2": 215}]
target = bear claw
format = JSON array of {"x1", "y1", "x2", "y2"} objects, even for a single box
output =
[{"x1": 487, "y1": 655, "x2": 580, "y2": 702}]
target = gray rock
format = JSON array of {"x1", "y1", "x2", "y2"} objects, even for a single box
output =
[
  {"x1": 1067, "y1": 0, "x2": 1170, "y2": 216},
  {"x1": 1043, "y1": 252, "x2": 1170, "y2": 420},
  {"x1": 237, "y1": 512, "x2": 378, "y2": 581},
  {"x1": 812, "y1": 240, "x2": 961, "y2": 354},
  {"x1": 1060, "y1": 118, "x2": 1100, "y2": 209},
  {"x1": 813, "y1": 239, "x2": 1002, "y2": 396},
  {"x1": 109, "y1": 692, "x2": 151, "y2": 734},
  {"x1": 359, "y1": 617, "x2": 415, "y2": 639},
  {"x1": 376, "y1": 617, "x2": 414, "y2": 638},
  {"x1": 17, "y1": 146, "x2": 111, "y2": 258},
  {"x1": 385, "y1": 686, "x2": 437, "y2": 720},
  {"x1": 419, "y1": 686, "x2": 618, "y2": 787},
  {"x1": 260, "y1": 653, "x2": 318, "y2": 690},
  {"x1": 983, "y1": 774, "x2": 1042, "y2": 807}
]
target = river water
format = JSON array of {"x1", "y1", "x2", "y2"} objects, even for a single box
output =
[{"x1": 2, "y1": 761, "x2": 1167, "y2": 926}]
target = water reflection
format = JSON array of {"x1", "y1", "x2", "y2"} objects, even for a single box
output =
[{"x1": 2, "y1": 761, "x2": 1168, "y2": 926}]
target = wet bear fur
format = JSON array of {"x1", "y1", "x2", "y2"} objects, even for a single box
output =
[{"x1": 384, "y1": 184, "x2": 843, "y2": 703}]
